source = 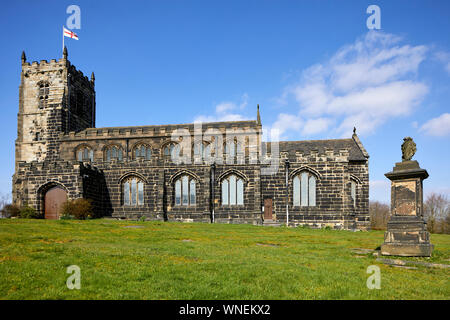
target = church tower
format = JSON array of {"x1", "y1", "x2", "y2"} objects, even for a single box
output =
[{"x1": 15, "y1": 48, "x2": 96, "y2": 167}]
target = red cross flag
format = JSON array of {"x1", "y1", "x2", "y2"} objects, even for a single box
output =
[{"x1": 63, "y1": 27, "x2": 79, "y2": 40}]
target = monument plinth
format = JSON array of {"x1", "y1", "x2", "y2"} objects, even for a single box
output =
[{"x1": 381, "y1": 137, "x2": 433, "y2": 257}]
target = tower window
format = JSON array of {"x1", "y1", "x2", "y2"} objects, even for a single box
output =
[{"x1": 38, "y1": 83, "x2": 49, "y2": 108}]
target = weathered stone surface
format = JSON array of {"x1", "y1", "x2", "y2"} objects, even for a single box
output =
[
  {"x1": 381, "y1": 138, "x2": 433, "y2": 257},
  {"x1": 12, "y1": 52, "x2": 370, "y2": 229}
]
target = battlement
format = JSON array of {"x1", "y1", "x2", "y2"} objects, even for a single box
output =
[
  {"x1": 17, "y1": 159, "x2": 102, "y2": 173},
  {"x1": 60, "y1": 120, "x2": 261, "y2": 140},
  {"x1": 21, "y1": 49, "x2": 94, "y2": 89}
]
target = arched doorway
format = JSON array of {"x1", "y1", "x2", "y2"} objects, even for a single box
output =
[{"x1": 44, "y1": 186, "x2": 67, "y2": 219}]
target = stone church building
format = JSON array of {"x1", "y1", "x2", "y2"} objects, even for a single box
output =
[{"x1": 12, "y1": 49, "x2": 370, "y2": 230}]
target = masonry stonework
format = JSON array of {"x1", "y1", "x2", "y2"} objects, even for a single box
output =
[{"x1": 12, "y1": 50, "x2": 370, "y2": 230}]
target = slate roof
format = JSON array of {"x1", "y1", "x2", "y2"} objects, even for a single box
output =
[{"x1": 264, "y1": 136, "x2": 368, "y2": 161}]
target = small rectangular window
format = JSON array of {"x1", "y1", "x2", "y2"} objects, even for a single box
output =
[
  {"x1": 308, "y1": 176, "x2": 316, "y2": 206},
  {"x1": 182, "y1": 176, "x2": 189, "y2": 206},
  {"x1": 175, "y1": 180, "x2": 181, "y2": 205},
  {"x1": 300, "y1": 172, "x2": 308, "y2": 207},
  {"x1": 222, "y1": 180, "x2": 229, "y2": 205},
  {"x1": 229, "y1": 175, "x2": 236, "y2": 205},
  {"x1": 131, "y1": 179, "x2": 137, "y2": 205},
  {"x1": 124, "y1": 182, "x2": 130, "y2": 206},
  {"x1": 237, "y1": 179, "x2": 244, "y2": 205},
  {"x1": 190, "y1": 180, "x2": 196, "y2": 205},
  {"x1": 293, "y1": 176, "x2": 300, "y2": 206},
  {"x1": 138, "y1": 182, "x2": 144, "y2": 205},
  {"x1": 351, "y1": 181, "x2": 356, "y2": 207}
]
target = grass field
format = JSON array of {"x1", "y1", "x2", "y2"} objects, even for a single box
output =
[{"x1": 0, "y1": 219, "x2": 448, "y2": 300}]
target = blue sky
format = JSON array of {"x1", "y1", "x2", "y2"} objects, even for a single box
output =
[{"x1": 0, "y1": 0, "x2": 449, "y2": 203}]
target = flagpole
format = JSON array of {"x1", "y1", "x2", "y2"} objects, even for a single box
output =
[{"x1": 62, "y1": 26, "x2": 64, "y2": 56}]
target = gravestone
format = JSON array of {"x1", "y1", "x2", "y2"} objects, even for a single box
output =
[{"x1": 381, "y1": 137, "x2": 433, "y2": 257}]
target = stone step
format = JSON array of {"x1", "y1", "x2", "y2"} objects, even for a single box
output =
[{"x1": 263, "y1": 219, "x2": 282, "y2": 227}]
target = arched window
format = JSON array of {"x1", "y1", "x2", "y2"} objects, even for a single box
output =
[
  {"x1": 76, "y1": 146, "x2": 94, "y2": 162},
  {"x1": 163, "y1": 143, "x2": 180, "y2": 158},
  {"x1": 174, "y1": 175, "x2": 196, "y2": 206},
  {"x1": 222, "y1": 174, "x2": 244, "y2": 206},
  {"x1": 123, "y1": 177, "x2": 144, "y2": 206},
  {"x1": 38, "y1": 82, "x2": 49, "y2": 108},
  {"x1": 193, "y1": 142, "x2": 211, "y2": 161},
  {"x1": 105, "y1": 145, "x2": 123, "y2": 162},
  {"x1": 351, "y1": 180, "x2": 357, "y2": 207},
  {"x1": 134, "y1": 144, "x2": 151, "y2": 160},
  {"x1": 293, "y1": 171, "x2": 316, "y2": 207},
  {"x1": 225, "y1": 140, "x2": 243, "y2": 162}
]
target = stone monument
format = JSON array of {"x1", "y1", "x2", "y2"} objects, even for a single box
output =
[{"x1": 381, "y1": 137, "x2": 433, "y2": 256}]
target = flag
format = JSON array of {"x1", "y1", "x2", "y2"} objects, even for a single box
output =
[{"x1": 63, "y1": 27, "x2": 79, "y2": 40}]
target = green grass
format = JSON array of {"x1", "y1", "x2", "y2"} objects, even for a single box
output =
[{"x1": 0, "y1": 219, "x2": 449, "y2": 299}]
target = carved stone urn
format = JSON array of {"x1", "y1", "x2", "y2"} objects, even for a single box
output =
[{"x1": 381, "y1": 137, "x2": 433, "y2": 257}]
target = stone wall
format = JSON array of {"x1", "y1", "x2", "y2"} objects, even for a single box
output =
[{"x1": 12, "y1": 52, "x2": 370, "y2": 230}]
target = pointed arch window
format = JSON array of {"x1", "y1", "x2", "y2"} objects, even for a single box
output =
[
  {"x1": 225, "y1": 140, "x2": 243, "y2": 158},
  {"x1": 293, "y1": 171, "x2": 317, "y2": 207},
  {"x1": 193, "y1": 141, "x2": 212, "y2": 162},
  {"x1": 163, "y1": 143, "x2": 180, "y2": 159},
  {"x1": 351, "y1": 180, "x2": 357, "y2": 207},
  {"x1": 76, "y1": 146, "x2": 94, "y2": 162},
  {"x1": 105, "y1": 145, "x2": 123, "y2": 162},
  {"x1": 134, "y1": 144, "x2": 151, "y2": 160},
  {"x1": 123, "y1": 177, "x2": 144, "y2": 206},
  {"x1": 174, "y1": 175, "x2": 196, "y2": 206},
  {"x1": 221, "y1": 174, "x2": 244, "y2": 206}
]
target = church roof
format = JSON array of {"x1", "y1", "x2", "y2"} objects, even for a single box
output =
[{"x1": 266, "y1": 136, "x2": 368, "y2": 161}]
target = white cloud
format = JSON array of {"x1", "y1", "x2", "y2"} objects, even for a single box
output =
[
  {"x1": 274, "y1": 31, "x2": 429, "y2": 138},
  {"x1": 303, "y1": 118, "x2": 333, "y2": 135},
  {"x1": 419, "y1": 113, "x2": 450, "y2": 137},
  {"x1": 194, "y1": 93, "x2": 250, "y2": 123},
  {"x1": 272, "y1": 113, "x2": 303, "y2": 139},
  {"x1": 435, "y1": 51, "x2": 450, "y2": 75}
]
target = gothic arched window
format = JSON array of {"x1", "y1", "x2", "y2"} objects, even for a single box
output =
[
  {"x1": 225, "y1": 140, "x2": 243, "y2": 162},
  {"x1": 351, "y1": 180, "x2": 357, "y2": 207},
  {"x1": 123, "y1": 177, "x2": 144, "y2": 206},
  {"x1": 293, "y1": 171, "x2": 317, "y2": 207},
  {"x1": 105, "y1": 145, "x2": 124, "y2": 162},
  {"x1": 134, "y1": 144, "x2": 151, "y2": 160},
  {"x1": 193, "y1": 142, "x2": 211, "y2": 161},
  {"x1": 174, "y1": 175, "x2": 196, "y2": 206},
  {"x1": 163, "y1": 143, "x2": 180, "y2": 158},
  {"x1": 38, "y1": 82, "x2": 49, "y2": 108},
  {"x1": 222, "y1": 174, "x2": 244, "y2": 206},
  {"x1": 76, "y1": 146, "x2": 93, "y2": 162}
]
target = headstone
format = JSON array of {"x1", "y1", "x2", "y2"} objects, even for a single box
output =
[{"x1": 381, "y1": 137, "x2": 433, "y2": 257}]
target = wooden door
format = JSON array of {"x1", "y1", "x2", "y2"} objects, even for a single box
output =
[
  {"x1": 264, "y1": 198, "x2": 273, "y2": 220},
  {"x1": 44, "y1": 186, "x2": 67, "y2": 219}
]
